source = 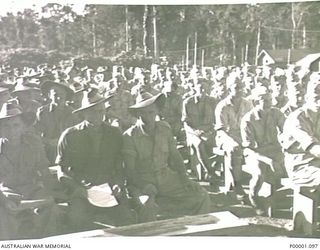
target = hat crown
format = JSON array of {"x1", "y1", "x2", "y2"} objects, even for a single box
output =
[
  {"x1": 81, "y1": 89, "x2": 104, "y2": 107},
  {"x1": 0, "y1": 99, "x2": 22, "y2": 119},
  {"x1": 135, "y1": 92, "x2": 154, "y2": 105}
]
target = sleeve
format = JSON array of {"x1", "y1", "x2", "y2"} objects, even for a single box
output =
[
  {"x1": 121, "y1": 133, "x2": 139, "y2": 188},
  {"x1": 167, "y1": 127, "x2": 187, "y2": 174},
  {"x1": 181, "y1": 98, "x2": 188, "y2": 123},
  {"x1": 55, "y1": 128, "x2": 74, "y2": 172},
  {"x1": 291, "y1": 115, "x2": 318, "y2": 151},
  {"x1": 240, "y1": 113, "x2": 257, "y2": 149},
  {"x1": 214, "y1": 101, "x2": 228, "y2": 131}
]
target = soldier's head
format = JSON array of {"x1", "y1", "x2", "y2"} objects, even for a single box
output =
[
  {"x1": 0, "y1": 99, "x2": 26, "y2": 142},
  {"x1": 270, "y1": 75, "x2": 287, "y2": 106},
  {"x1": 226, "y1": 73, "x2": 244, "y2": 98},
  {"x1": 73, "y1": 88, "x2": 112, "y2": 126},
  {"x1": 40, "y1": 81, "x2": 73, "y2": 104},
  {"x1": 129, "y1": 92, "x2": 165, "y2": 129},
  {"x1": 305, "y1": 75, "x2": 320, "y2": 111},
  {"x1": 251, "y1": 86, "x2": 272, "y2": 111},
  {"x1": 286, "y1": 81, "x2": 305, "y2": 108}
]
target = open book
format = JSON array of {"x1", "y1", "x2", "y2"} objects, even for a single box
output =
[{"x1": 87, "y1": 183, "x2": 119, "y2": 208}]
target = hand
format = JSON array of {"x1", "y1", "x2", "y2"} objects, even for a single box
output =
[
  {"x1": 195, "y1": 129, "x2": 204, "y2": 137},
  {"x1": 71, "y1": 186, "x2": 87, "y2": 198}
]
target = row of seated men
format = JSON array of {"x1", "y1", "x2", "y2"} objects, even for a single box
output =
[{"x1": 0, "y1": 61, "x2": 318, "y2": 239}]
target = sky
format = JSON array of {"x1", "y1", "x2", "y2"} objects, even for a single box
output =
[{"x1": 0, "y1": 0, "x2": 316, "y2": 17}]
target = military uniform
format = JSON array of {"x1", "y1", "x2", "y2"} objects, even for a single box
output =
[
  {"x1": 122, "y1": 120, "x2": 211, "y2": 217},
  {"x1": 280, "y1": 107, "x2": 320, "y2": 187},
  {"x1": 56, "y1": 121, "x2": 136, "y2": 231},
  {"x1": 182, "y1": 94, "x2": 217, "y2": 178},
  {"x1": 241, "y1": 107, "x2": 287, "y2": 208},
  {"x1": 215, "y1": 96, "x2": 253, "y2": 193},
  {"x1": 161, "y1": 92, "x2": 183, "y2": 138},
  {"x1": 0, "y1": 133, "x2": 60, "y2": 238},
  {"x1": 107, "y1": 89, "x2": 135, "y2": 131},
  {"x1": 35, "y1": 103, "x2": 76, "y2": 163}
]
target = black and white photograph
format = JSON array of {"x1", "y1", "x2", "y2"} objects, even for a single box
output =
[{"x1": 0, "y1": 0, "x2": 319, "y2": 248}]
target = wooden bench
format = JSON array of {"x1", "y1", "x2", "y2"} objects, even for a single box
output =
[{"x1": 280, "y1": 178, "x2": 319, "y2": 236}]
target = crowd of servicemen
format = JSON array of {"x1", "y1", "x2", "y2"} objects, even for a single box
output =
[{"x1": 0, "y1": 57, "x2": 320, "y2": 239}]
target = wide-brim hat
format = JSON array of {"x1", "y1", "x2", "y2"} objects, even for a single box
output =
[
  {"x1": 0, "y1": 99, "x2": 23, "y2": 121},
  {"x1": 129, "y1": 92, "x2": 165, "y2": 117},
  {"x1": 73, "y1": 88, "x2": 113, "y2": 113},
  {"x1": 11, "y1": 82, "x2": 40, "y2": 95},
  {"x1": 40, "y1": 80, "x2": 74, "y2": 97}
]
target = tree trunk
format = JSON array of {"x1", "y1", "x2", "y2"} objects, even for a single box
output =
[
  {"x1": 231, "y1": 33, "x2": 236, "y2": 65},
  {"x1": 125, "y1": 6, "x2": 129, "y2": 52},
  {"x1": 152, "y1": 6, "x2": 158, "y2": 60},
  {"x1": 142, "y1": 5, "x2": 152, "y2": 57},
  {"x1": 92, "y1": 21, "x2": 97, "y2": 56}
]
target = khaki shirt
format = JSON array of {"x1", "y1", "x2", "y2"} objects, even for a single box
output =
[
  {"x1": 122, "y1": 121, "x2": 186, "y2": 189},
  {"x1": 241, "y1": 107, "x2": 285, "y2": 156},
  {"x1": 215, "y1": 96, "x2": 253, "y2": 143},
  {"x1": 0, "y1": 133, "x2": 50, "y2": 197}
]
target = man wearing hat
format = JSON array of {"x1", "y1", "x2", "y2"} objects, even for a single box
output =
[
  {"x1": 0, "y1": 99, "x2": 63, "y2": 239},
  {"x1": 11, "y1": 79, "x2": 43, "y2": 126},
  {"x1": 55, "y1": 88, "x2": 137, "y2": 232},
  {"x1": 123, "y1": 92, "x2": 211, "y2": 218},
  {"x1": 0, "y1": 87, "x2": 11, "y2": 110},
  {"x1": 105, "y1": 76, "x2": 135, "y2": 132},
  {"x1": 34, "y1": 80, "x2": 77, "y2": 164},
  {"x1": 160, "y1": 80, "x2": 183, "y2": 139},
  {"x1": 240, "y1": 86, "x2": 287, "y2": 214}
]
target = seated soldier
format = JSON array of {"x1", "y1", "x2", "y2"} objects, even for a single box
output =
[
  {"x1": 35, "y1": 81, "x2": 77, "y2": 164},
  {"x1": 182, "y1": 80, "x2": 217, "y2": 181},
  {"x1": 215, "y1": 73, "x2": 253, "y2": 199},
  {"x1": 55, "y1": 88, "x2": 137, "y2": 233},
  {"x1": 122, "y1": 92, "x2": 211, "y2": 219},
  {"x1": 280, "y1": 76, "x2": 320, "y2": 188},
  {"x1": 161, "y1": 80, "x2": 183, "y2": 140},
  {"x1": 241, "y1": 86, "x2": 287, "y2": 215},
  {"x1": 0, "y1": 100, "x2": 63, "y2": 239}
]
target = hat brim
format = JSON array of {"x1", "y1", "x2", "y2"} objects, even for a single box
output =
[
  {"x1": 129, "y1": 93, "x2": 165, "y2": 117},
  {"x1": 12, "y1": 87, "x2": 40, "y2": 95},
  {"x1": 72, "y1": 94, "x2": 113, "y2": 113},
  {"x1": 0, "y1": 112, "x2": 22, "y2": 121},
  {"x1": 40, "y1": 81, "x2": 74, "y2": 96}
]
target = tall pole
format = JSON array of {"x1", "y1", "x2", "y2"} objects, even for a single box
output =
[
  {"x1": 186, "y1": 36, "x2": 190, "y2": 70},
  {"x1": 245, "y1": 44, "x2": 249, "y2": 63},
  {"x1": 303, "y1": 25, "x2": 306, "y2": 48},
  {"x1": 287, "y1": 48, "x2": 291, "y2": 65},
  {"x1": 194, "y1": 32, "x2": 197, "y2": 67},
  {"x1": 153, "y1": 6, "x2": 158, "y2": 60},
  {"x1": 201, "y1": 49, "x2": 205, "y2": 68},
  {"x1": 92, "y1": 22, "x2": 96, "y2": 57},
  {"x1": 125, "y1": 6, "x2": 129, "y2": 52},
  {"x1": 255, "y1": 21, "x2": 261, "y2": 65}
]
